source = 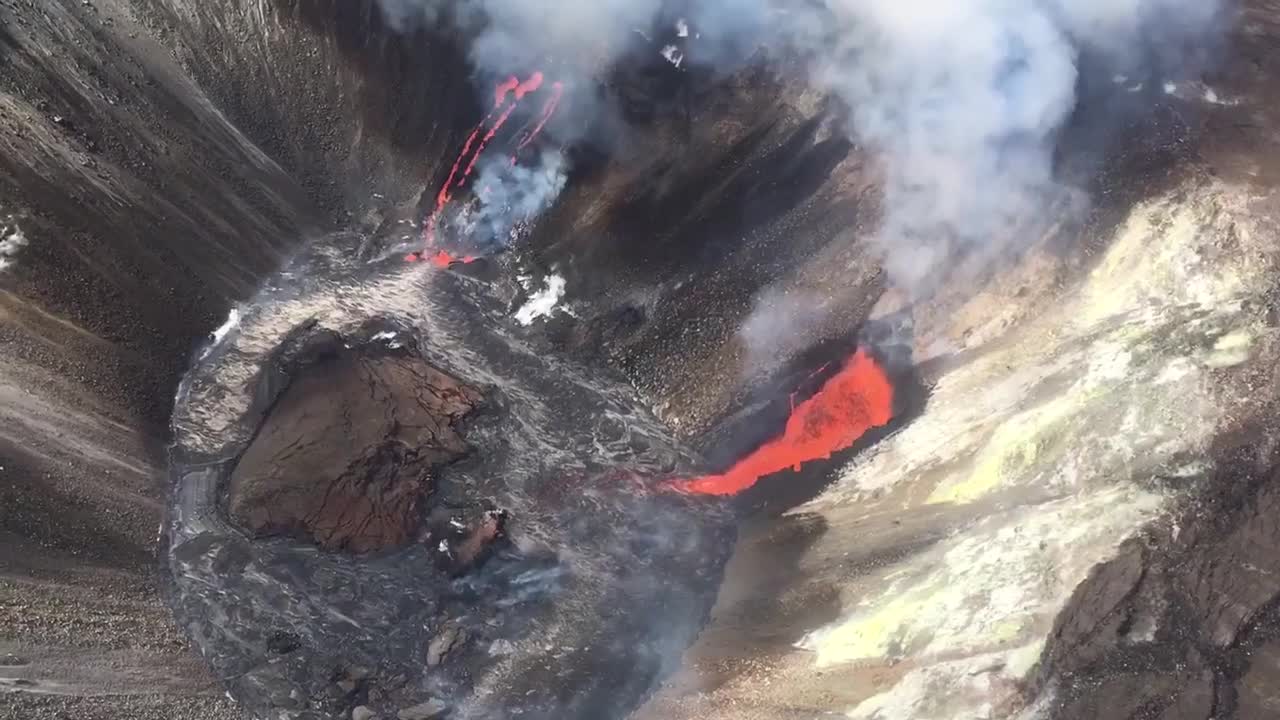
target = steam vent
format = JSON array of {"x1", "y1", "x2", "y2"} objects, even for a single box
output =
[{"x1": 8, "y1": 0, "x2": 1280, "y2": 719}]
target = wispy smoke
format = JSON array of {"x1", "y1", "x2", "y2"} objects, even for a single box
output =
[
  {"x1": 471, "y1": 149, "x2": 567, "y2": 249},
  {"x1": 377, "y1": 0, "x2": 662, "y2": 73},
  {"x1": 739, "y1": 288, "x2": 832, "y2": 376},
  {"x1": 376, "y1": 0, "x2": 1223, "y2": 294},
  {"x1": 0, "y1": 218, "x2": 27, "y2": 272},
  {"x1": 375, "y1": 0, "x2": 443, "y2": 31}
]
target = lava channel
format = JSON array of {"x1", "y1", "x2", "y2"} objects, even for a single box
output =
[
  {"x1": 671, "y1": 349, "x2": 895, "y2": 496},
  {"x1": 407, "y1": 72, "x2": 563, "y2": 267}
]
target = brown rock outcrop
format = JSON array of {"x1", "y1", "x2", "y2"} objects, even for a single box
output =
[{"x1": 227, "y1": 348, "x2": 482, "y2": 553}]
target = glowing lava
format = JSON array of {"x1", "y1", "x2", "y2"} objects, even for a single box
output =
[
  {"x1": 672, "y1": 349, "x2": 895, "y2": 496},
  {"x1": 407, "y1": 72, "x2": 563, "y2": 266},
  {"x1": 516, "y1": 81, "x2": 565, "y2": 155}
]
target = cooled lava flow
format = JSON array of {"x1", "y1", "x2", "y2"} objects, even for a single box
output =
[
  {"x1": 672, "y1": 349, "x2": 895, "y2": 496},
  {"x1": 407, "y1": 72, "x2": 565, "y2": 267}
]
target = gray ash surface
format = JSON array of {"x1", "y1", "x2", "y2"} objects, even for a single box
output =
[{"x1": 166, "y1": 237, "x2": 733, "y2": 720}]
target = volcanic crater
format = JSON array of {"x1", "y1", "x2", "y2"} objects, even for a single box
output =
[{"x1": 5, "y1": 1, "x2": 1280, "y2": 720}]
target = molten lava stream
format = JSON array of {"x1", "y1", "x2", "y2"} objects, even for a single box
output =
[
  {"x1": 671, "y1": 349, "x2": 895, "y2": 496},
  {"x1": 407, "y1": 72, "x2": 557, "y2": 266},
  {"x1": 516, "y1": 81, "x2": 565, "y2": 154}
]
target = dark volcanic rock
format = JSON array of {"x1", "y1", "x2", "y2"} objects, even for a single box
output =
[
  {"x1": 228, "y1": 345, "x2": 481, "y2": 553},
  {"x1": 1040, "y1": 435, "x2": 1280, "y2": 720}
]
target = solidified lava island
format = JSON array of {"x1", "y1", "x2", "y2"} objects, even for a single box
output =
[{"x1": 227, "y1": 340, "x2": 482, "y2": 554}]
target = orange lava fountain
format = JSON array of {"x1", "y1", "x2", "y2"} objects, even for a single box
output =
[{"x1": 670, "y1": 349, "x2": 895, "y2": 496}]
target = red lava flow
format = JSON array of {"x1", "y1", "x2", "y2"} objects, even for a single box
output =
[
  {"x1": 671, "y1": 349, "x2": 895, "y2": 496},
  {"x1": 407, "y1": 72, "x2": 563, "y2": 266},
  {"x1": 516, "y1": 82, "x2": 565, "y2": 155}
]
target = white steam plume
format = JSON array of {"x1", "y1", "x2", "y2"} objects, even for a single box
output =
[
  {"x1": 0, "y1": 218, "x2": 28, "y2": 272},
  {"x1": 808, "y1": 0, "x2": 1223, "y2": 294},
  {"x1": 376, "y1": 0, "x2": 1224, "y2": 294},
  {"x1": 471, "y1": 149, "x2": 567, "y2": 248},
  {"x1": 819, "y1": 0, "x2": 1080, "y2": 294}
]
